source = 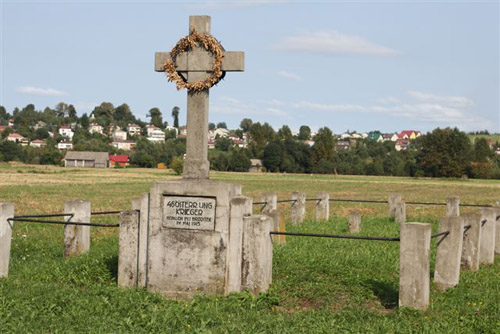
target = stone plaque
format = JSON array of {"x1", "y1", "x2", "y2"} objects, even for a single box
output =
[{"x1": 163, "y1": 196, "x2": 216, "y2": 230}]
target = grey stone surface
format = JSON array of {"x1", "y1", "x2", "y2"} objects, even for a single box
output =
[
  {"x1": 290, "y1": 192, "x2": 306, "y2": 225},
  {"x1": 399, "y1": 222, "x2": 431, "y2": 310},
  {"x1": 63, "y1": 200, "x2": 91, "y2": 257},
  {"x1": 434, "y1": 216, "x2": 464, "y2": 290},
  {"x1": 388, "y1": 193, "x2": 402, "y2": 217},
  {"x1": 131, "y1": 193, "x2": 149, "y2": 287},
  {"x1": 241, "y1": 215, "x2": 273, "y2": 295},
  {"x1": 348, "y1": 210, "x2": 361, "y2": 233},
  {"x1": 479, "y1": 208, "x2": 496, "y2": 264},
  {"x1": 395, "y1": 200, "x2": 406, "y2": 224},
  {"x1": 315, "y1": 192, "x2": 329, "y2": 221},
  {"x1": 494, "y1": 207, "x2": 500, "y2": 255},
  {"x1": 260, "y1": 193, "x2": 277, "y2": 215},
  {"x1": 147, "y1": 179, "x2": 242, "y2": 299},
  {"x1": 0, "y1": 202, "x2": 14, "y2": 278},
  {"x1": 267, "y1": 209, "x2": 281, "y2": 243},
  {"x1": 446, "y1": 196, "x2": 460, "y2": 217},
  {"x1": 155, "y1": 51, "x2": 244, "y2": 72},
  {"x1": 226, "y1": 196, "x2": 252, "y2": 293},
  {"x1": 118, "y1": 210, "x2": 140, "y2": 288},
  {"x1": 461, "y1": 213, "x2": 481, "y2": 272}
]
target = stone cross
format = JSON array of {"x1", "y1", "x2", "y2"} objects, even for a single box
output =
[{"x1": 155, "y1": 16, "x2": 245, "y2": 179}]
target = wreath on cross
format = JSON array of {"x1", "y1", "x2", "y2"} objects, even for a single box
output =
[{"x1": 163, "y1": 31, "x2": 225, "y2": 93}]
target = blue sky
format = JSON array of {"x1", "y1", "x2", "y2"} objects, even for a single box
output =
[{"x1": 1, "y1": 1, "x2": 498, "y2": 134}]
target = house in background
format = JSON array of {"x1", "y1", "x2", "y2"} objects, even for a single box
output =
[
  {"x1": 64, "y1": 151, "x2": 109, "y2": 168},
  {"x1": 57, "y1": 141, "x2": 73, "y2": 150},
  {"x1": 127, "y1": 124, "x2": 142, "y2": 136},
  {"x1": 59, "y1": 125, "x2": 74, "y2": 139},
  {"x1": 395, "y1": 139, "x2": 410, "y2": 151},
  {"x1": 7, "y1": 133, "x2": 28, "y2": 146},
  {"x1": 249, "y1": 159, "x2": 263, "y2": 173},
  {"x1": 109, "y1": 154, "x2": 130, "y2": 167},
  {"x1": 30, "y1": 139, "x2": 46, "y2": 148},
  {"x1": 398, "y1": 130, "x2": 421, "y2": 140},
  {"x1": 112, "y1": 127, "x2": 127, "y2": 141},
  {"x1": 336, "y1": 140, "x2": 350, "y2": 151},
  {"x1": 33, "y1": 121, "x2": 47, "y2": 130},
  {"x1": 112, "y1": 139, "x2": 136, "y2": 151},
  {"x1": 146, "y1": 125, "x2": 165, "y2": 143},
  {"x1": 89, "y1": 123, "x2": 103, "y2": 135}
]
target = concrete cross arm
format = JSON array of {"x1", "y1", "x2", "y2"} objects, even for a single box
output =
[{"x1": 155, "y1": 51, "x2": 244, "y2": 72}]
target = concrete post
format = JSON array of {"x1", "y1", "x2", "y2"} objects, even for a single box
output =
[
  {"x1": 118, "y1": 210, "x2": 140, "y2": 288},
  {"x1": 494, "y1": 207, "x2": 500, "y2": 255},
  {"x1": 348, "y1": 210, "x2": 361, "y2": 233},
  {"x1": 131, "y1": 193, "x2": 149, "y2": 287},
  {"x1": 395, "y1": 200, "x2": 406, "y2": 224},
  {"x1": 241, "y1": 215, "x2": 273, "y2": 295},
  {"x1": 290, "y1": 192, "x2": 305, "y2": 225},
  {"x1": 226, "y1": 196, "x2": 252, "y2": 293},
  {"x1": 267, "y1": 209, "x2": 281, "y2": 243},
  {"x1": 388, "y1": 193, "x2": 402, "y2": 218},
  {"x1": 399, "y1": 222, "x2": 431, "y2": 310},
  {"x1": 461, "y1": 213, "x2": 481, "y2": 272},
  {"x1": 315, "y1": 192, "x2": 329, "y2": 221},
  {"x1": 479, "y1": 208, "x2": 496, "y2": 265},
  {"x1": 434, "y1": 216, "x2": 464, "y2": 290},
  {"x1": 277, "y1": 213, "x2": 286, "y2": 245},
  {"x1": 260, "y1": 193, "x2": 277, "y2": 216},
  {"x1": 0, "y1": 202, "x2": 15, "y2": 278},
  {"x1": 446, "y1": 196, "x2": 460, "y2": 217},
  {"x1": 64, "y1": 200, "x2": 91, "y2": 257}
]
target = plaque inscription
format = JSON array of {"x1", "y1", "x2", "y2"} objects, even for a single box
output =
[{"x1": 162, "y1": 196, "x2": 216, "y2": 230}]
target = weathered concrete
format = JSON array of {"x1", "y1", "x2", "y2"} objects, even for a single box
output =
[
  {"x1": 290, "y1": 192, "x2": 306, "y2": 225},
  {"x1": 131, "y1": 193, "x2": 150, "y2": 287},
  {"x1": 118, "y1": 210, "x2": 140, "y2": 288},
  {"x1": 434, "y1": 216, "x2": 464, "y2": 290},
  {"x1": 241, "y1": 215, "x2": 273, "y2": 295},
  {"x1": 226, "y1": 196, "x2": 252, "y2": 293},
  {"x1": 266, "y1": 209, "x2": 281, "y2": 243},
  {"x1": 399, "y1": 222, "x2": 431, "y2": 310},
  {"x1": 348, "y1": 210, "x2": 361, "y2": 233},
  {"x1": 446, "y1": 196, "x2": 460, "y2": 217},
  {"x1": 395, "y1": 200, "x2": 406, "y2": 224},
  {"x1": 494, "y1": 207, "x2": 500, "y2": 255},
  {"x1": 63, "y1": 200, "x2": 91, "y2": 257},
  {"x1": 461, "y1": 213, "x2": 481, "y2": 272},
  {"x1": 315, "y1": 192, "x2": 329, "y2": 221},
  {"x1": 276, "y1": 212, "x2": 286, "y2": 245},
  {"x1": 260, "y1": 193, "x2": 277, "y2": 215},
  {"x1": 0, "y1": 202, "x2": 14, "y2": 278},
  {"x1": 388, "y1": 193, "x2": 402, "y2": 218},
  {"x1": 147, "y1": 179, "x2": 242, "y2": 299},
  {"x1": 479, "y1": 208, "x2": 496, "y2": 265}
]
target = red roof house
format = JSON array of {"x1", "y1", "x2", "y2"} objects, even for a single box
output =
[{"x1": 109, "y1": 154, "x2": 130, "y2": 167}]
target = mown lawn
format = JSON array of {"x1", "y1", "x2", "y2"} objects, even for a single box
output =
[{"x1": 1, "y1": 163, "x2": 499, "y2": 333}]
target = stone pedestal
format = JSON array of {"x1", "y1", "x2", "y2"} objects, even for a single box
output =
[
  {"x1": 399, "y1": 222, "x2": 431, "y2": 310},
  {"x1": 434, "y1": 216, "x2": 464, "y2": 290},
  {"x1": 64, "y1": 200, "x2": 91, "y2": 257},
  {"x1": 494, "y1": 207, "x2": 500, "y2": 255},
  {"x1": 446, "y1": 196, "x2": 460, "y2": 217},
  {"x1": 118, "y1": 210, "x2": 140, "y2": 288},
  {"x1": 147, "y1": 179, "x2": 242, "y2": 299},
  {"x1": 479, "y1": 208, "x2": 496, "y2": 265},
  {"x1": 461, "y1": 213, "x2": 481, "y2": 272},
  {"x1": 388, "y1": 193, "x2": 402, "y2": 218},
  {"x1": 291, "y1": 192, "x2": 306, "y2": 225},
  {"x1": 395, "y1": 200, "x2": 406, "y2": 224},
  {"x1": 130, "y1": 193, "x2": 150, "y2": 287},
  {"x1": 260, "y1": 193, "x2": 277, "y2": 215},
  {"x1": 315, "y1": 192, "x2": 329, "y2": 221},
  {"x1": 0, "y1": 202, "x2": 14, "y2": 278},
  {"x1": 348, "y1": 210, "x2": 361, "y2": 233}
]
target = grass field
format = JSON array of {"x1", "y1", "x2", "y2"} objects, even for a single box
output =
[{"x1": 1, "y1": 162, "x2": 500, "y2": 333}]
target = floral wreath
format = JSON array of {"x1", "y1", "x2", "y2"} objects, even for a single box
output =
[{"x1": 163, "y1": 30, "x2": 224, "y2": 93}]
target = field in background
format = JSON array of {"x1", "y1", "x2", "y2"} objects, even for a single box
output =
[
  {"x1": 468, "y1": 133, "x2": 500, "y2": 144},
  {"x1": 1, "y1": 162, "x2": 499, "y2": 332}
]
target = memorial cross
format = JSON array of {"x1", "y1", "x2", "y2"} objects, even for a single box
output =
[{"x1": 155, "y1": 16, "x2": 244, "y2": 179}]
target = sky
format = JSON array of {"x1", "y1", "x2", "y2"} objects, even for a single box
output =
[{"x1": 1, "y1": 0, "x2": 499, "y2": 134}]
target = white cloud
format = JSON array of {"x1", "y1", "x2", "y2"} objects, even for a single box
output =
[
  {"x1": 277, "y1": 70, "x2": 301, "y2": 81},
  {"x1": 18, "y1": 86, "x2": 67, "y2": 97},
  {"x1": 274, "y1": 31, "x2": 399, "y2": 56},
  {"x1": 408, "y1": 91, "x2": 474, "y2": 108}
]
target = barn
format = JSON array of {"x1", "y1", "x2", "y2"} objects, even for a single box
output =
[{"x1": 64, "y1": 151, "x2": 110, "y2": 168}]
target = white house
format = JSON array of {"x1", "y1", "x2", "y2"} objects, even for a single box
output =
[
  {"x1": 89, "y1": 123, "x2": 103, "y2": 135},
  {"x1": 30, "y1": 139, "x2": 46, "y2": 148},
  {"x1": 59, "y1": 125, "x2": 74, "y2": 139},
  {"x1": 146, "y1": 125, "x2": 165, "y2": 142},
  {"x1": 127, "y1": 123, "x2": 142, "y2": 136},
  {"x1": 7, "y1": 133, "x2": 28, "y2": 145},
  {"x1": 112, "y1": 127, "x2": 127, "y2": 141},
  {"x1": 213, "y1": 128, "x2": 230, "y2": 138},
  {"x1": 57, "y1": 141, "x2": 73, "y2": 150},
  {"x1": 112, "y1": 139, "x2": 136, "y2": 151},
  {"x1": 33, "y1": 121, "x2": 47, "y2": 130}
]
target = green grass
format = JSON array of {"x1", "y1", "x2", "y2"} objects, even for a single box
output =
[{"x1": 1, "y1": 164, "x2": 500, "y2": 333}]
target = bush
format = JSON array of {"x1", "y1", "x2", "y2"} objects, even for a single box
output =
[{"x1": 170, "y1": 156, "x2": 184, "y2": 175}]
